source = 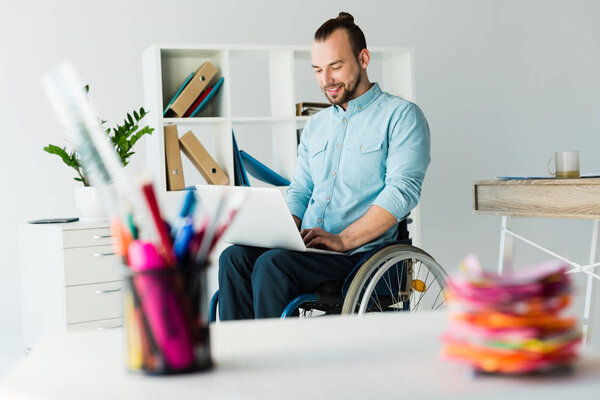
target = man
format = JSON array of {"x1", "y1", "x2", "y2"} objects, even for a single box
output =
[{"x1": 218, "y1": 12, "x2": 430, "y2": 320}]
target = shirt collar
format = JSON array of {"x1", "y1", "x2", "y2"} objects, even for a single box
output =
[{"x1": 334, "y1": 83, "x2": 382, "y2": 115}]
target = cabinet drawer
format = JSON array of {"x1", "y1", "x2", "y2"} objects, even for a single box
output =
[
  {"x1": 62, "y1": 228, "x2": 112, "y2": 248},
  {"x1": 65, "y1": 282, "x2": 123, "y2": 324},
  {"x1": 64, "y1": 245, "x2": 121, "y2": 286},
  {"x1": 68, "y1": 317, "x2": 124, "y2": 331}
]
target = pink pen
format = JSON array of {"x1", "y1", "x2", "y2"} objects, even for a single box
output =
[{"x1": 128, "y1": 240, "x2": 195, "y2": 371}]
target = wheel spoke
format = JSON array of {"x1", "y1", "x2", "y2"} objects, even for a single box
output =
[
  {"x1": 414, "y1": 265, "x2": 432, "y2": 312},
  {"x1": 370, "y1": 289, "x2": 384, "y2": 312},
  {"x1": 428, "y1": 274, "x2": 445, "y2": 310},
  {"x1": 431, "y1": 286, "x2": 443, "y2": 310},
  {"x1": 416, "y1": 260, "x2": 423, "y2": 283},
  {"x1": 382, "y1": 269, "x2": 398, "y2": 308},
  {"x1": 413, "y1": 264, "x2": 427, "y2": 311},
  {"x1": 396, "y1": 262, "x2": 402, "y2": 303},
  {"x1": 434, "y1": 300, "x2": 445, "y2": 311}
]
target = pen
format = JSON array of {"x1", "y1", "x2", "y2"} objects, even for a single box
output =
[
  {"x1": 125, "y1": 293, "x2": 143, "y2": 370},
  {"x1": 111, "y1": 217, "x2": 133, "y2": 261},
  {"x1": 173, "y1": 218, "x2": 194, "y2": 263},
  {"x1": 171, "y1": 190, "x2": 197, "y2": 238},
  {"x1": 141, "y1": 181, "x2": 175, "y2": 266},
  {"x1": 127, "y1": 212, "x2": 139, "y2": 240},
  {"x1": 188, "y1": 213, "x2": 210, "y2": 261}
]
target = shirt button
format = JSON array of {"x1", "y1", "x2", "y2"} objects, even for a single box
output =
[
  {"x1": 326, "y1": 195, "x2": 330, "y2": 200},
  {"x1": 358, "y1": 106, "x2": 363, "y2": 110},
  {"x1": 317, "y1": 218, "x2": 323, "y2": 223},
  {"x1": 336, "y1": 144, "x2": 341, "y2": 149},
  {"x1": 360, "y1": 146, "x2": 365, "y2": 151},
  {"x1": 331, "y1": 171, "x2": 336, "y2": 176},
  {"x1": 343, "y1": 118, "x2": 347, "y2": 123}
]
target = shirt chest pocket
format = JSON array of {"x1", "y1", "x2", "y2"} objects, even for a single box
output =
[
  {"x1": 308, "y1": 140, "x2": 328, "y2": 183},
  {"x1": 342, "y1": 139, "x2": 384, "y2": 187}
]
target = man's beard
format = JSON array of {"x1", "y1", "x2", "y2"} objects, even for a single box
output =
[{"x1": 323, "y1": 72, "x2": 362, "y2": 106}]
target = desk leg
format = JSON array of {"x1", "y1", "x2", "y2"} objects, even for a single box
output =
[
  {"x1": 498, "y1": 216, "x2": 514, "y2": 274},
  {"x1": 583, "y1": 220, "x2": 600, "y2": 344}
]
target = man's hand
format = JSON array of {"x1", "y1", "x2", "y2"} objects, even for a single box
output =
[
  {"x1": 301, "y1": 205, "x2": 397, "y2": 253},
  {"x1": 301, "y1": 227, "x2": 347, "y2": 252}
]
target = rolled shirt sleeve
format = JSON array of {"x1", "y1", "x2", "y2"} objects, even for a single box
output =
[{"x1": 373, "y1": 103, "x2": 431, "y2": 221}]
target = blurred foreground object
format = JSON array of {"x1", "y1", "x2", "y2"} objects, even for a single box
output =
[{"x1": 442, "y1": 255, "x2": 581, "y2": 374}]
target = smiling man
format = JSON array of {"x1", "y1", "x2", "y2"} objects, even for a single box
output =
[{"x1": 218, "y1": 12, "x2": 431, "y2": 320}]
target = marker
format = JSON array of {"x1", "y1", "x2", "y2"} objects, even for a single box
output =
[
  {"x1": 171, "y1": 190, "x2": 197, "y2": 237},
  {"x1": 141, "y1": 182, "x2": 175, "y2": 266},
  {"x1": 173, "y1": 218, "x2": 194, "y2": 263},
  {"x1": 127, "y1": 212, "x2": 139, "y2": 240},
  {"x1": 111, "y1": 217, "x2": 133, "y2": 261}
]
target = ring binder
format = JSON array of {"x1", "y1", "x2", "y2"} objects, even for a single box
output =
[
  {"x1": 164, "y1": 125, "x2": 185, "y2": 191},
  {"x1": 179, "y1": 131, "x2": 229, "y2": 185}
]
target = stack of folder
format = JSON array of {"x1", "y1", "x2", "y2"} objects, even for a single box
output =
[
  {"x1": 164, "y1": 126, "x2": 229, "y2": 190},
  {"x1": 163, "y1": 129, "x2": 289, "y2": 191},
  {"x1": 163, "y1": 62, "x2": 224, "y2": 118},
  {"x1": 442, "y1": 255, "x2": 581, "y2": 374}
]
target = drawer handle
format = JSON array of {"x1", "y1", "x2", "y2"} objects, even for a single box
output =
[
  {"x1": 93, "y1": 252, "x2": 116, "y2": 257},
  {"x1": 97, "y1": 323, "x2": 123, "y2": 331},
  {"x1": 96, "y1": 288, "x2": 122, "y2": 294},
  {"x1": 93, "y1": 234, "x2": 112, "y2": 239}
]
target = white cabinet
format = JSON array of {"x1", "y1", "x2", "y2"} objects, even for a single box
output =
[
  {"x1": 141, "y1": 44, "x2": 421, "y2": 245},
  {"x1": 20, "y1": 221, "x2": 123, "y2": 351}
]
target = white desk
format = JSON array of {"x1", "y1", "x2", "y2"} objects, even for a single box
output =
[
  {"x1": 473, "y1": 178, "x2": 600, "y2": 342},
  {"x1": 1, "y1": 312, "x2": 599, "y2": 399}
]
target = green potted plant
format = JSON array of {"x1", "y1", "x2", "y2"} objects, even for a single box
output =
[{"x1": 44, "y1": 86, "x2": 154, "y2": 218}]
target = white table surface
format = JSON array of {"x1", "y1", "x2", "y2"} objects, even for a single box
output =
[{"x1": 1, "y1": 311, "x2": 599, "y2": 399}]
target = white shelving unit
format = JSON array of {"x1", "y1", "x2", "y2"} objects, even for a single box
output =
[{"x1": 142, "y1": 43, "x2": 422, "y2": 246}]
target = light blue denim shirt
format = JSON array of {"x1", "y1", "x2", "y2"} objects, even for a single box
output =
[{"x1": 286, "y1": 83, "x2": 430, "y2": 255}]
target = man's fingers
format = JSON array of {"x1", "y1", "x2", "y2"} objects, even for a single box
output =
[
  {"x1": 306, "y1": 236, "x2": 328, "y2": 250},
  {"x1": 301, "y1": 227, "x2": 324, "y2": 243},
  {"x1": 302, "y1": 229, "x2": 315, "y2": 244}
]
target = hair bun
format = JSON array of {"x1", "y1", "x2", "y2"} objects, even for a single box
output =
[{"x1": 338, "y1": 12, "x2": 354, "y2": 23}]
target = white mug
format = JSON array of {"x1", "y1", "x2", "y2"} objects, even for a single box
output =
[{"x1": 547, "y1": 150, "x2": 580, "y2": 179}]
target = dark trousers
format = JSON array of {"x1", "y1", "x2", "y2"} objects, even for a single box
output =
[{"x1": 218, "y1": 245, "x2": 365, "y2": 320}]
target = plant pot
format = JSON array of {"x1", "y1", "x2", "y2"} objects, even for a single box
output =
[{"x1": 74, "y1": 186, "x2": 107, "y2": 220}]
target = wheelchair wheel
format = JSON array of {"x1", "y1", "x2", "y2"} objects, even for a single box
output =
[{"x1": 341, "y1": 244, "x2": 448, "y2": 315}]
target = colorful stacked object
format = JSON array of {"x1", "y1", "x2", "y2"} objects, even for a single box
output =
[{"x1": 442, "y1": 255, "x2": 582, "y2": 374}]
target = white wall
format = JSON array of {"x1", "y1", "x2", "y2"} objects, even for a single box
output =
[{"x1": 2, "y1": 0, "x2": 600, "y2": 373}]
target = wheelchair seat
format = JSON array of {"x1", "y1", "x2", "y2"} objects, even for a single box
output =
[{"x1": 209, "y1": 217, "x2": 448, "y2": 321}]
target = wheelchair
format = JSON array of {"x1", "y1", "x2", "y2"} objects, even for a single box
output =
[{"x1": 208, "y1": 217, "x2": 448, "y2": 321}]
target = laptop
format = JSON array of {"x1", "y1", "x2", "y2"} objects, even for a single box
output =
[{"x1": 195, "y1": 185, "x2": 345, "y2": 255}]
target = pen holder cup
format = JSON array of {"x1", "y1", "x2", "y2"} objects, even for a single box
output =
[{"x1": 121, "y1": 265, "x2": 212, "y2": 374}]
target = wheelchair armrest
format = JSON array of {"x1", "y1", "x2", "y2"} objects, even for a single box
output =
[{"x1": 208, "y1": 290, "x2": 219, "y2": 323}]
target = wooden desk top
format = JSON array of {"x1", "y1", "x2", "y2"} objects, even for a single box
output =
[
  {"x1": 1, "y1": 312, "x2": 599, "y2": 399},
  {"x1": 473, "y1": 178, "x2": 600, "y2": 219}
]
